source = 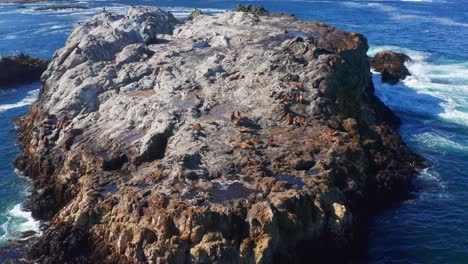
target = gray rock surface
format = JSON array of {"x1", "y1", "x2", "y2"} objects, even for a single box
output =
[{"x1": 15, "y1": 7, "x2": 421, "y2": 263}]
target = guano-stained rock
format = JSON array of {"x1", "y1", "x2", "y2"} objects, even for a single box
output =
[{"x1": 15, "y1": 6, "x2": 422, "y2": 263}]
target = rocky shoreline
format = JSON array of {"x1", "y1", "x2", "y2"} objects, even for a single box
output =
[{"x1": 14, "y1": 7, "x2": 422, "y2": 263}]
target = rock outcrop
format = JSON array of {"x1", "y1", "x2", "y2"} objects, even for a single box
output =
[
  {"x1": 235, "y1": 5, "x2": 270, "y2": 16},
  {"x1": 188, "y1": 9, "x2": 203, "y2": 21},
  {"x1": 15, "y1": 7, "x2": 422, "y2": 263},
  {"x1": 0, "y1": 54, "x2": 49, "y2": 88},
  {"x1": 370, "y1": 51, "x2": 411, "y2": 84}
]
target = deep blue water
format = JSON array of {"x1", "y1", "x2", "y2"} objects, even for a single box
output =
[{"x1": 0, "y1": 0, "x2": 467, "y2": 263}]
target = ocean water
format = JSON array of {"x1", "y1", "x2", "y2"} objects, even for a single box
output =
[
  {"x1": 0, "y1": 0, "x2": 467, "y2": 263},
  {"x1": 0, "y1": 86, "x2": 41, "y2": 246}
]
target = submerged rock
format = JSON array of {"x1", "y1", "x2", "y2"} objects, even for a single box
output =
[
  {"x1": 0, "y1": 54, "x2": 48, "y2": 88},
  {"x1": 15, "y1": 6, "x2": 422, "y2": 263},
  {"x1": 370, "y1": 50, "x2": 412, "y2": 84}
]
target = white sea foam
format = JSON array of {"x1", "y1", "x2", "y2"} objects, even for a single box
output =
[
  {"x1": 404, "y1": 59, "x2": 468, "y2": 126},
  {"x1": 1, "y1": 34, "x2": 17, "y2": 40},
  {"x1": 414, "y1": 132, "x2": 468, "y2": 152},
  {"x1": 340, "y1": 1, "x2": 461, "y2": 28},
  {"x1": 415, "y1": 168, "x2": 449, "y2": 199},
  {"x1": 0, "y1": 168, "x2": 41, "y2": 243},
  {"x1": 0, "y1": 89, "x2": 39, "y2": 113},
  {"x1": 340, "y1": 1, "x2": 367, "y2": 8},
  {"x1": 439, "y1": 104, "x2": 468, "y2": 127},
  {"x1": 368, "y1": 45, "x2": 429, "y2": 61},
  {"x1": 391, "y1": 13, "x2": 468, "y2": 28},
  {"x1": 51, "y1": 5, "x2": 226, "y2": 21},
  {"x1": 369, "y1": 46, "x2": 468, "y2": 127},
  {"x1": 0, "y1": 216, "x2": 11, "y2": 241},
  {"x1": 367, "y1": 3, "x2": 398, "y2": 12},
  {"x1": 8, "y1": 204, "x2": 41, "y2": 235},
  {"x1": 0, "y1": 88, "x2": 16, "y2": 95},
  {"x1": 33, "y1": 24, "x2": 68, "y2": 34},
  {"x1": 0, "y1": 204, "x2": 41, "y2": 243},
  {"x1": 419, "y1": 169, "x2": 443, "y2": 187}
]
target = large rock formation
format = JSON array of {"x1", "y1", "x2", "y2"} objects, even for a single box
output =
[
  {"x1": 15, "y1": 7, "x2": 421, "y2": 263},
  {"x1": 370, "y1": 51, "x2": 411, "y2": 84},
  {"x1": 0, "y1": 54, "x2": 48, "y2": 88}
]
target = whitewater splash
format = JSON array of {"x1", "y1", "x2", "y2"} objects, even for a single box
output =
[
  {"x1": 414, "y1": 167, "x2": 449, "y2": 199},
  {"x1": 0, "y1": 89, "x2": 39, "y2": 113},
  {"x1": 0, "y1": 204, "x2": 41, "y2": 243},
  {"x1": 0, "y1": 171, "x2": 41, "y2": 246},
  {"x1": 369, "y1": 45, "x2": 466, "y2": 202},
  {"x1": 369, "y1": 45, "x2": 468, "y2": 127},
  {"x1": 0, "y1": 89, "x2": 42, "y2": 246},
  {"x1": 0, "y1": 89, "x2": 16, "y2": 95},
  {"x1": 413, "y1": 132, "x2": 468, "y2": 152}
]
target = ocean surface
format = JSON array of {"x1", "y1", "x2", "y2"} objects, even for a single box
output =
[{"x1": 0, "y1": 0, "x2": 466, "y2": 263}]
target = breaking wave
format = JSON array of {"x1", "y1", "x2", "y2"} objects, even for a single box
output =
[
  {"x1": 0, "y1": 89, "x2": 39, "y2": 113},
  {"x1": 369, "y1": 46, "x2": 468, "y2": 127},
  {"x1": 0, "y1": 204, "x2": 41, "y2": 244}
]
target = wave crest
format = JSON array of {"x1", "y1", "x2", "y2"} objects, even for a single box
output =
[
  {"x1": 0, "y1": 89, "x2": 39, "y2": 113},
  {"x1": 369, "y1": 45, "x2": 468, "y2": 127}
]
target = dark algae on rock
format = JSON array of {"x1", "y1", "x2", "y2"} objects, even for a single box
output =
[
  {"x1": 14, "y1": 6, "x2": 422, "y2": 264},
  {"x1": 370, "y1": 50, "x2": 412, "y2": 84},
  {"x1": 188, "y1": 9, "x2": 203, "y2": 21},
  {"x1": 0, "y1": 54, "x2": 48, "y2": 88},
  {"x1": 235, "y1": 4, "x2": 270, "y2": 16}
]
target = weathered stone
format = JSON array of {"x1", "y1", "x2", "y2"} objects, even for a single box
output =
[
  {"x1": 370, "y1": 50, "x2": 412, "y2": 83},
  {"x1": 14, "y1": 6, "x2": 422, "y2": 264}
]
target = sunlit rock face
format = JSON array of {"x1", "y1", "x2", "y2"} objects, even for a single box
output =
[{"x1": 15, "y1": 7, "x2": 421, "y2": 263}]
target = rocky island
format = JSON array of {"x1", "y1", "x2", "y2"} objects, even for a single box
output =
[{"x1": 14, "y1": 7, "x2": 422, "y2": 263}]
